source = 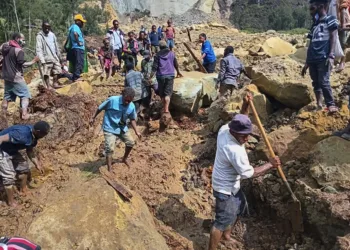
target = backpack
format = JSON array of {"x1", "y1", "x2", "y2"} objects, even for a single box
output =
[{"x1": 0, "y1": 237, "x2": 41, "y2": 250}]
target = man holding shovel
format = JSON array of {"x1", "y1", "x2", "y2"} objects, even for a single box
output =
[{"x1": 208, "y1": 93, "x2": 280, "y2": 250}]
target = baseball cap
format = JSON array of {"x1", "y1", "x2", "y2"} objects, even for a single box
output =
[
  {"x1": 229, "y1": 114, "x2": 252, "y2": 135},
  {"x1": 74, "y1": 14, "x2": 87, "y2": 23},
  {"x1": 143, "y1": 50, "x2": 151, "y2": 58}
]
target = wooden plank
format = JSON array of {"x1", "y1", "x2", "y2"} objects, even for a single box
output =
[
  {"x1": 186, "y1": 28, "x2": 192, "y2": 42},
  {"x1": 100, "y1": 168, "x2": 133, "y2": 202},
  {"x1": 183, "y1": 42, "x2": 208, "y2": 73}
]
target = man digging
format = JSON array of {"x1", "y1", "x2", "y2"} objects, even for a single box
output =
[
  {"x1": 90, "y1": 87, "x2": 142, "y2": 170},
  {"x1": 0, "y1": 121, "x2": 50, "y2": 207},
  {"x1": 208, "y1": 94, "x2": 280, "y2": 250}
]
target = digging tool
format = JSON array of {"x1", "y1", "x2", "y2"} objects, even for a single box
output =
[
  {"x1": 183, "y1": 42, "x2": 208, "y2": 73},
  {"x1": 186, "y1": 28, "x2": 192, "y2": 42},
  {"x1": 248, "y1": 99, "x2": 303, "y2": 232}
]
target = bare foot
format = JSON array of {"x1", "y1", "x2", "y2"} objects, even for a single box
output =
[
  {"x1": 53, "y1": 84, "x2": 62, "y2": 89},
  {"x1": 21, "y1": 113, "x2": 30, "y2": 120},
  {"x1": 222, "y1": 237, "x2": 240, "y2": 248},
  {"x1": 19, "y1": 188, "x2": 32, "y2": 197},
  {"x1": 8, "y1": 201, "x2": 18, "y2": 208},
  {"x1": 122, "y1": 159, "x2": 130, "y2": 167}
]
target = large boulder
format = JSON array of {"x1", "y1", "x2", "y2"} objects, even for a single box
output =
[
  {"x1": 309, "y1": 136, "x2": 350, "y2": 189},
  {"x1": 207, "y1": 84, "x2": 272, "y2": 132},
  {"x1": 254, "y1": 126, "x2": 325, "y2": 162},
  {"x1": 261, "y1": 37, "x2": 296, "y2": 57},
  {"x1": 246, "y1": 57, "x2": 313, "y2": 109},
  {"x1": 26, "y1": 177, "x2": 168, "y2": 250},
  {"x1": 171, "y1": 72, "x2": 218, "y2": 114}
]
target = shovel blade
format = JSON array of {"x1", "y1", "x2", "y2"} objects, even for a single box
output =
[{"x1": 288, "y1": 200, "x2": 303, "y2": 232}]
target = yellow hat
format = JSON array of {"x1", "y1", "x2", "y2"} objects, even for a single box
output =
[{"x1": 74, "y1": 14, "x2": 87, "y2": 23}]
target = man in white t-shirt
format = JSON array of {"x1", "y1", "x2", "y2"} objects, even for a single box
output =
[
  {"x1": 208, "y1": 94, "x2": 280, "y2": 250},
  {"x1": 107, "y1": 20, "x2": 124, "y2": 70}
]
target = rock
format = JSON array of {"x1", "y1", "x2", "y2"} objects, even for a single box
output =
[
  {"x1": 333, "y1": 234, "x2": 350, "y2": 250},
  {"x1": 26, "y1": 177, "x2": 168, "y2": 250},
  {"x1": 266, "y1": 30, "x2": 277, "y2": 35},
  {"x1": 171, "y1": 72, "x2": 217, "y2": 114},
  {"x1": 248, "y1": 44, "x2": 263, "y2": 56},
  {"x1": 254, "y1": 126, "x2": 326, "y2": 162},
  {"x1": 214, "y1": 47, "x2": 226, "y2": 61},
  {"x1": 310, "y1": 136, "x2": 350, "y2": 189},
  {"x1": 196, "y1": 0, "x2": 216, "y2": 13},
  {"x1": 261, "y1": 37, "x2": 296, "y2": 57},
  {"x1": 208, "y1": 22, "x2": 228, "y2": 29},
  {"x1": 56, "y1": 81, "x2": 93, "y2": 97},
  {"x1": 246, "y1": 57, "x2": 313, "y2": 109},
  {"x1": 247, "y1": 84, "x2": 273, "y2": 123},
  {"x1": 295, "y1": 181, "x2": 350, "y2": 248},
  {"x1": 323, "y1": 186, "x2": 338, "y2": 194},
  {"x1": 290, "y1": 47, "x2": 307, "y2": 64}
]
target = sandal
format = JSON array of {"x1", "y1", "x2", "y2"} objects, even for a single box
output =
[{"x1": 327, "y1": 106, "x2": 339, "y2": 113}]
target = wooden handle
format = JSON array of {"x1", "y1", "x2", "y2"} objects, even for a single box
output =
[{"x1": 248, "y1": 99, "x2": 288, "y2": 182}]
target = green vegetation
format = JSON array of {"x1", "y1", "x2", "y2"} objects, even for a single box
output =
[
  {"x1": 230, "y1": 0, "x2": 312, "y2": 32},
  {"x1": 0, "y1": 0, "x2": 110, "y2": 47}
]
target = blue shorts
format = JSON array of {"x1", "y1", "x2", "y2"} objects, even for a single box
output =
[
  {"x1": 167, "y1": 39, "x2": 175, "y2": 49},
  {"x1": 213, "y1": 190, "x2": 247, "y2": 231},
  {"x1": 4, "y1": 81, "x2": 31, "y2": 102}
]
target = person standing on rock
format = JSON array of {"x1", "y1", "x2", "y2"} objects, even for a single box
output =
[
  {"x1": 217, "y1": 46, "x2": 248, "y2": 97},
  {"x1": 1, "y1": 32, "x2": 39, "y2": 120},
  {"x1": 90, "y1": 87, "x2": 142, "y2": 170},
  {"x1": 107, "y1": 20, "x2": 124, "y2": 71},
  {"x1": 65, "y1": 14, "x2": 86, "y2": 82},
  {"x1": 150, "y1": 40, "x2": 183, "y2": 114},
  {"x1": 164, "y1": 20, "x2": 176, "y2": 51},
  {"x1": 149, "y1": 25, "x2": 161, "y2": 55},
  {"x1": 301, "y1": 0, "x2": 339, "y2": 113},
  {"x1": 0, "y1": 121, "x2": 50, "y2": 207},
  {"x1": 36, "y1": 21, "x2": 62, "y2": 89},
  {"x1": 199, "y1": 33, "x2": 217, "y2": 73},
  {"x1": 208, "y1": 94, "x2": 280, "y2": 250}
]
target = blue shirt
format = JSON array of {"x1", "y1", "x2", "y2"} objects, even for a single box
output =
[
  {"x1": 307, "y1": 15, "x2": 338, "y2": 63},
  {"x1": 69, "y1": 24, "x2": 85, "y2": 50},
  {"x1": 0, "y1": 125, "x2": 37, "y2": 155},
  {"x1": 149, "y1": 31, "x2": 160, "y2": 46},
  {"x1": 201, "y1": 40, "x2": 216, "y2": 64},
  {"x1": 98, "y1": 96, "x2": 137, "y2": 135}
]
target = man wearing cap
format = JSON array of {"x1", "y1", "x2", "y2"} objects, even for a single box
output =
[
  {"x1": 208, "y1": 94, "x2": 280, "y2": 250},
  {"x1": 67, "y1": 14, "x2": 86, "y2": 81}
]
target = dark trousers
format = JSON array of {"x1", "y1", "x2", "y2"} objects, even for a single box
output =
[
  {"x1": 71, "y1": 48, "x2": 84, "y2": 81},
  {"x1": 203, "y1": 61, "x2": 216, "y2": 73},
  {"x1": 114, "y1": 49, "x2": 122, "y2": 69},
  {"x1": 308, "y1": 61, "x2": 335, "y2": 107}
]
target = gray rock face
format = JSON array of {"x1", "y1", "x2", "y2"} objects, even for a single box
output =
[{"x1": 111, "y1": 0, "x2": 199, "y2": 16}]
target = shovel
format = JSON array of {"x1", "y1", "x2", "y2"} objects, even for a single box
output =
[{"x1": 248, "y1": 99, "x2": 303, "y2": 232}]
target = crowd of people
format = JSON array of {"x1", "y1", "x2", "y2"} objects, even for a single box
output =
[{"x1": 0, "y1": 0, "x2": 350, "y2": 248}]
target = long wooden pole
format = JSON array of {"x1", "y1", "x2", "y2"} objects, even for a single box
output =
[{"x1": 183, "y1": 42, "x2": 208, "y2": 73}]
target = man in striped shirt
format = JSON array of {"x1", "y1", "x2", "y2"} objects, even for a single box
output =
[{"x1": 302, "y1": 0, "x2": 338, "y2": 113}]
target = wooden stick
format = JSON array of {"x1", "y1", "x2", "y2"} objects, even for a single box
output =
[
  {"x1": 249, "y1": 99, "x2": 298, "y2": 201},
  {"x1": 183, "y1": 42, "x2": 208, "y2": 73},
  {"x1": 186, "y1": 28, "x2": 192, "y2": 42},
  {"x1": 100, "y1": 168, "x2": 133, "y2": 202}
]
